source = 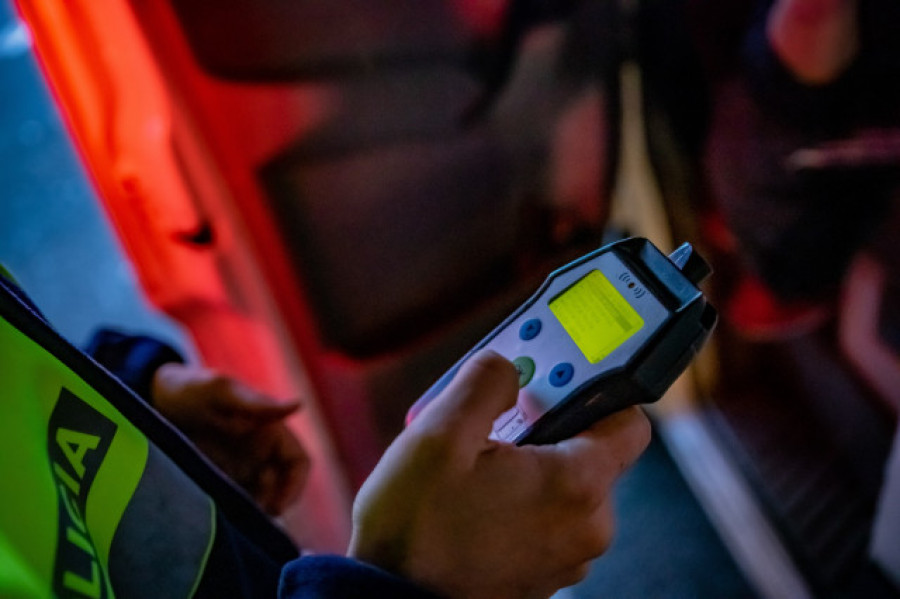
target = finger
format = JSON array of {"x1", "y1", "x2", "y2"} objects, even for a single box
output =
[
  {"x1": 544, "y1": 406, "x2": 651, "y2": 492},
  {"x1": 153, "y1": 363, "x2": 303, "y2": 430},
  {"x1": 541, "y1": 502, "x2": 614, "y2": 594},
  {"x1": 545, "y1": 561, "x2": 593, "y2": 596},
  {"x1": 239, "y1": 397, "x2": 302, "y2": 422},
  {"x1": 213, "y1": 379, "x2": 303, "y2": 422},
  {"x1": 237, "y1": 428, "x2": 310, "y2": 515},
  {"x1": 578, "y1": 500, "x2": 616, "y2": 560},
  {"x1": 268, "y1": 432, "x2": 311, "y2": 514},
  {"x1": 255, "y1": 465, "x2": 281, "y2": 515},
  {"x1": 541, "y1": 501, "x2": 613, "y2": 565},
  {"x1": 414, "y1": 350, "x2": 520, "y2": 444}
]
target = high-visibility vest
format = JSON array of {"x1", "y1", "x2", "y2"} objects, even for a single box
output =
[{"x1": 0, "y1": 273, "x2": 298, "y2": 598}]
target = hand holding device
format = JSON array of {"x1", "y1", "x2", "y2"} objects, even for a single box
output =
[{"x1": 349, "y1": 351, "x2": 651, "y2": 599}]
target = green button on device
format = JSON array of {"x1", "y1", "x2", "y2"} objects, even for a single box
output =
[{"x1": 513, "y1": 357, "x2": 535, "y2": 387}]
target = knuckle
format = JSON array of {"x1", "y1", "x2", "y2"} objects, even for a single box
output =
[
  {"x1": 565, "y1": 505, "x2": 614, "y2": 562},
  {"x1": 609, "y1": 406, "x2": 652, "y2": 464},
  {"x1": 633, "y1": 408, "x2": 652, "y2": 451},
  {"x1": 206, "y1": 373, "x2": 234, "y2": 396},
  {"x1": 552, "y1": 467, "x2": 604, "y2": 508},
  {"x1": 408, "y1": 428, "x2": 457, "y2": 466},
  {"x1": 583, "y1": 521, "x2": 614, "y2": 558},
  {"x1": 558, "y1": 562, "x2": 592, "y2": 588}
]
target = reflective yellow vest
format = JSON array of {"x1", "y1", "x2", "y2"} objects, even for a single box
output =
[{"x1": 0, "y1": 271, "x2": 297, "y2": 598}]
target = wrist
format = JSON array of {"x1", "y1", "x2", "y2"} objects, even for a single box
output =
[{"x1": 281, "y1": 555, "x2": 447, "y2": 599}]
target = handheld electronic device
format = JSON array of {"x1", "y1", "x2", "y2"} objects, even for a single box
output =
[{"x1": 406, "y1": 237, "x2": 717, "y2": 445}]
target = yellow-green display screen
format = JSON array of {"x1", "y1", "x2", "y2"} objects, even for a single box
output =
[{"x1": 549, "y1": 270, "x2": 645, "y2": 363}]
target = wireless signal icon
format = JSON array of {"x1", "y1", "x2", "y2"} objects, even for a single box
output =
[{"x1": 618, "y1": 272, "x2": 645, "y2": 298}]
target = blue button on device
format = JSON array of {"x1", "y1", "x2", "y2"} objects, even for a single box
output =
[
  {"x1": 549, "y1": 362, "x2": 575, "y2": 387},
  {"x1": 519, "y1": 319, "x2": 542, "y2": 341}
]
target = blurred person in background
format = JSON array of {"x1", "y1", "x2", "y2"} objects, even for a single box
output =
[{"x1": 699, "y1": 0, "x2": 900, "y2": 338}]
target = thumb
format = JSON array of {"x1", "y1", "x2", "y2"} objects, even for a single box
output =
[{"x1": 414, "y1": 350, "x2": 520, "y2": 445}]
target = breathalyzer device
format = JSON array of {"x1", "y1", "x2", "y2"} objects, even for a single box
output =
[{"x1": 406, "y1": 237, "x2": 717, "y2": 445}]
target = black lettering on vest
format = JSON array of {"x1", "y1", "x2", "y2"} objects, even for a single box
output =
[{"x1": 48, "y1": 388, "x2": 117, "y2": 599}]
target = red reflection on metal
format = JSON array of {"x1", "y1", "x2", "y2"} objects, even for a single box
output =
[{"x1": 15, "y1": 1, "x2": 231, "y2": 325}]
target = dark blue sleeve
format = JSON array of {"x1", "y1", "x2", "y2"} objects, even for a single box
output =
[
  {"x1": 0, "y1": 271, "x2": 184, "y2": 404},
  {"x1": 279, "y1": 555, "x2": 445, "y2": 599},
  {"x1": 84, "y1": 329, "x2": 184, "y2": 403}
]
